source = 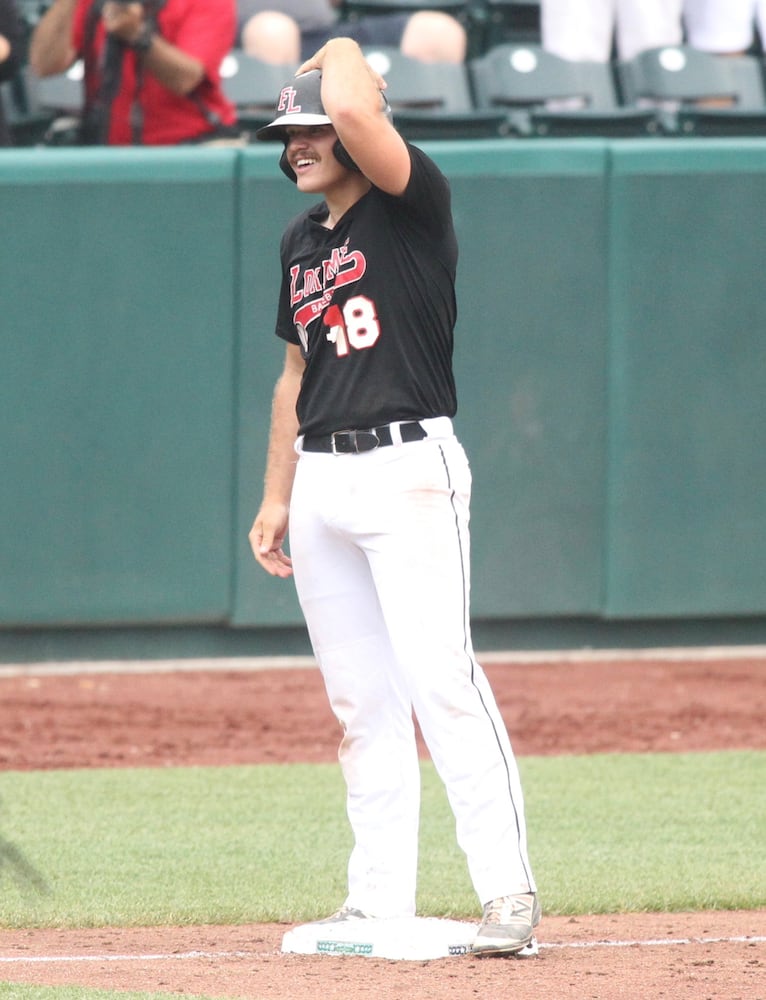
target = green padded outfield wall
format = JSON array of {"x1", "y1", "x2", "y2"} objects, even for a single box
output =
[
  {"x1": 435, "y1": 140, "x2": 608, "y2": 618},
  {"x1": 0, "y1": 149, "x2": 238, "y2": 625},
  {"x1": 3, "y1": 141, "x2": 766, "y2": 631},
  {"x1": 605, "y1": 141, "x2": 766, "y2": 617}
]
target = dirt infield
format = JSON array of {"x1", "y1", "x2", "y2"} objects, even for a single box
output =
[{"x1": 1, "y1": 651, "x2": 765, "y2": 999}]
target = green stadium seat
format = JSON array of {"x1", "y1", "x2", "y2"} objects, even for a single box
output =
[
  {"x1": 616, "y1": 45, "x2": 766, "y2": 136},
  {"x1": 470, "y1": 44, "x2": 661, "y2": 137},
  {"x1": 363, "y1": 45, "x2": 509, "y2": 138},
  {"x1": 481, "y1": 0, "x2": 540, "y2": 52},
  {"x1": 219, "y1": 51, "x2": 299, "y2": 138},
  {"x1": 24, "y1": 62, "x2": 84, "y2": 144}
]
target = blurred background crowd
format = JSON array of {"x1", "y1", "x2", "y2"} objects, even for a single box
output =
[{"x1": 2, "y1": 0, "x2": 766, "y2": 148}]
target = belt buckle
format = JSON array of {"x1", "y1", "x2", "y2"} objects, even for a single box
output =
[{"x1": 330, "y1": 429, "x2": 380, "y2": 454}]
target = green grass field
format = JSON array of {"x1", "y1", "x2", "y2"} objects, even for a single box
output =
[
  {"x1": 1, "y1": 751, "x2": 764, "y2": 931},
  {"x1": 0, "y1": 990, "x2": 214, "y2": 1000}
]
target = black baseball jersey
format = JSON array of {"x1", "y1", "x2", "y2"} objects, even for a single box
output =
[{"x1": 274, "y1": 142, "x2": 459, "y2": 438}]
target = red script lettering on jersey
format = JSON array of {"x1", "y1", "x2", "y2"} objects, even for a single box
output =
[{"x1": 290, "y1": 244, "x2": 367, "y2": 332}]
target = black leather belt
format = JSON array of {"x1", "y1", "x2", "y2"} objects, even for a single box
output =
[{"x1": 302, "y1": 421, "x2": 428, "y2": 454}]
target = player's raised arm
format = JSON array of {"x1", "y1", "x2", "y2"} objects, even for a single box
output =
[{"x1": 297, "y1": 38, "x2": 411, "y2": 197}]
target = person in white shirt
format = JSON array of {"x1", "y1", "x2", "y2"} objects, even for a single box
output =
[
  {"x1": 541, "y1": 0, "x2": 684, "y2": 62},
  {"x1": 683, "y1": 0, "x2": 765, "y2": 56}
]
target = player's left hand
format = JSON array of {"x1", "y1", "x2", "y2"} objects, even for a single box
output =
[{"x1": 249, "y1": 503, "x2": 293, "y2": 578}]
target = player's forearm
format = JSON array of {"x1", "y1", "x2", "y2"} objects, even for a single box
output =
[
  {"x1": 249, "y1": 374, "x2": 299, "y2": 574},
  {"x1": 261, "y1": 371, "x2": 301, "y2": 507},
  {"x1": 28, "y1": 0, "x2": 78, "y2": 76}
]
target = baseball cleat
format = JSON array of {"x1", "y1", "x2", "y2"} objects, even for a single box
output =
[
  {"x1": 471, "y1": 892, "x2": 541, "y2": 957},
  {"x1": 315, "y1": 905, "x2": 372, "y2": 924}
]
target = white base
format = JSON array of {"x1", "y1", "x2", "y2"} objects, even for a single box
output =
[
  {"x1": 282, "y1": 916, "x2": 475, "y2": 960},
  {"x1": 281, "y1": 916, "x2": 539, "y2": 961}
]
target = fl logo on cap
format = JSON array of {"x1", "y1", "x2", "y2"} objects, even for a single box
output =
[{"x1": 278, "y1": 86, "x2": 301, "y2": 114}]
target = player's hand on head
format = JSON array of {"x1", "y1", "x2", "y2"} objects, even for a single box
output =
[
  {"x1": 296, "y1": 39, "x2": 388, "y2": 93},
  {"x1": 295, "y1": 43, "x2": 327, "y2": 77},
  {"x1": 249, "y1": 504, "x2": 293, "y2": 578}
]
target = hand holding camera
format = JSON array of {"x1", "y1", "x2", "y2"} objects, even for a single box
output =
[{"x1": 101, "y1": 1, "x2": 149, "y2": 47}]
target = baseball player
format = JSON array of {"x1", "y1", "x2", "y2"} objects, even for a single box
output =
[{"x1": 248, "y1": 38, "x2": 539, "y2": 956}]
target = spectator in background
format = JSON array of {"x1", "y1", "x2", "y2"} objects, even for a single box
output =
[
  {"x1": 237, "y1": 0, "x2": 466, "y2": 65},
  {"x1": 0, "y1": 0, "x2": 22, "y2": 146},
  {"x1": 684, "y1": 0, "x2": 765, "y2": 56},
  {"x1": 29, "y1": 0, "x2": 240, "y2": 144},
  {"x1": 541, "y1": 0, "x2": 684, "y2": 62}
]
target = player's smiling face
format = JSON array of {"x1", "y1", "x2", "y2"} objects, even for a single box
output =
[{"x1": 285, "y1": 125, "x2": 347, "y2": 191}]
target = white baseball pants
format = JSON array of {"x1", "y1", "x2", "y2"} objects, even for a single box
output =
[
  {"x1": 288, "y1": 421, "x2": 536, "y2": 918},
  {"x1": 541, "y1": 0, "x2": 684, "y2": 61}
]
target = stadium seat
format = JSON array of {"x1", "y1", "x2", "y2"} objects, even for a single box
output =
[
  {"x1": 469, "y1": 44, "x2": 661, "y2": 137},
  {"x1": 362, "y1": 46, "x2": 509, "y2": 138},
  {"x1": 2, "y1": 64, "x2": 80, "y2": 146},
  {"x1": 616, "y1": 45, "x2": 766, "y2": 136},
  {"x1": 481, "y1": 0, "x2": 541, "y2": 52},
  {"x1": 24, "y1": 61, "x2": 84, "y2": 144},
  {"x1": 220, "y1": 51, "x2": 299, "y2": 138},
  {"x1": 32, "y1": 62, "x2": 83, "y2": 115}
]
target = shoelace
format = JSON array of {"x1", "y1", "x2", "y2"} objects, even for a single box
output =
[
  {"x1": 484, "y1": 896, "x2": 531, "y2": 924},
  {"x1": 330, "y1": 906, "x2": 369, "y2": 921}
]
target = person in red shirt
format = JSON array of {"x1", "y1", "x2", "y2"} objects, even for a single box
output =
[{"x1": 29, "y1": 0, "x2": 239, "y2": 145}]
